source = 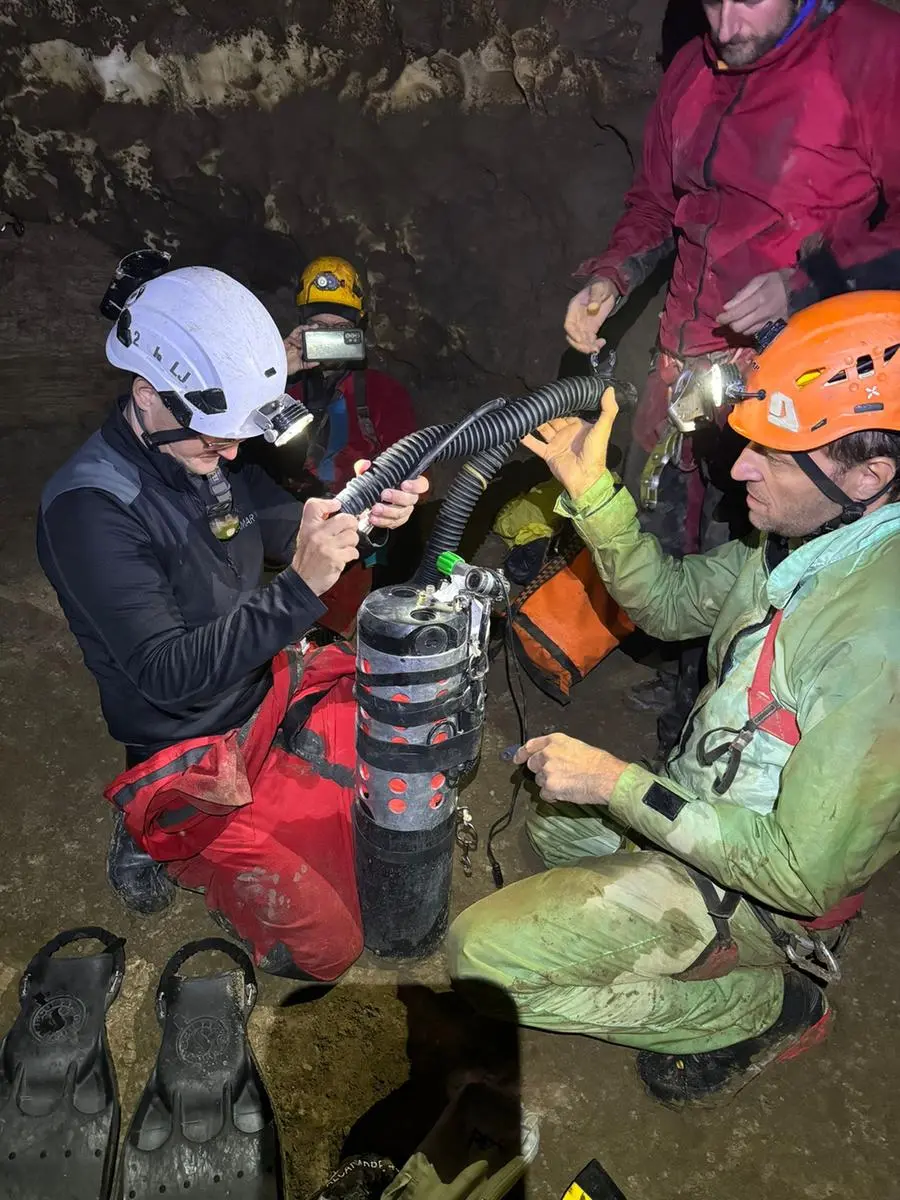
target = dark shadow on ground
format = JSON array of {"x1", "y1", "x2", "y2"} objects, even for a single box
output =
[{"x1": 340, "y1": 982, "x2": 523, "y2": 1189}]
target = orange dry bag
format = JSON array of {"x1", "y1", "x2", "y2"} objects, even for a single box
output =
[{"x1": 509, "y1": 536, "x2": 633, "y2": 703}]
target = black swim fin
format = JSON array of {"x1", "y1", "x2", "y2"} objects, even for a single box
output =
[
  {"x1": 115, "y1": 938, "x2": 283, "y2": 1199},
  {"x1": 0, "y1": 926, "x2": 126, "y2": 1200}
]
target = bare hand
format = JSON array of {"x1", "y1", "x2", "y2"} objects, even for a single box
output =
[
  {"x1": 284, "y1": 326, "x2": 318, "y2": 375},
  {"x1": 353, "y1": 459, "x2": 429, "y2": 530},
  {"x1": 513, "y1": 733, "x2": 628, "y2": 805},
  {"x1": 564, "y1": 278, "x2": 619, "y2": 355},
  {"x1": 520, "y1": 386, "x2": 618, "y2": 501},
  {"x1": 292, "y1": 497, "x2": 360, "y2": 595},
  {"x1": 717, "y1": 270, "x2": 790, "y2": 336}
]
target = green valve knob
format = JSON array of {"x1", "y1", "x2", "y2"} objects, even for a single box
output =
[{"x1": 436, "y1": 551, "x2": 465, "y2": 577}]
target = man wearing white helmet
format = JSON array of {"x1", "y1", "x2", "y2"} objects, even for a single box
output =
[{"x1": 37, "y1": 252, "x2": 426, "y2": 975}]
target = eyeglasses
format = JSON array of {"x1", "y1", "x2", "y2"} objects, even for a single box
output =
[{"x1": 196, "y1": 434, "x2": 246, "y2": 451}]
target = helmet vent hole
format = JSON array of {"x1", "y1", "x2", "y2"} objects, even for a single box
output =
[
  {"x1": 795, "y1": 369, "x2": 824, "y2": 388},
  {"x1": 811, "y1": 418, "x2": 828, "y2": 432},
  {"x1": 856, "y1": 354, "x2": 875, "y2": 378},
  {"x1": 884, "y1": 344, "x2": 900, "y2": 364},
  {"x1": 824, "y1": 369, "x2": 848, "y2": 386}
]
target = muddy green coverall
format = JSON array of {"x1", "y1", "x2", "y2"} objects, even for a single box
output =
[{"x1": 449, "y1": 473, "x2": 900, "y2": 1053}]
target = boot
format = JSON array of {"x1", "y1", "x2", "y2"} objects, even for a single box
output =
[
  {"x1": 107, "y1": 810, "x2": 175, "y2": 914},
  {"x1": 637, "y1": 971, "x2": 832, "y2": 1109}
]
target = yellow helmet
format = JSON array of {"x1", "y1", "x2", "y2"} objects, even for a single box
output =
[{"x1": 296, "y1": 256, "x2": 365, "y2": 321}]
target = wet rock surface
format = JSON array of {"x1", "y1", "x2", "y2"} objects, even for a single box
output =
[{"x1": 1, "y1": 1, "x2": 667, "y2": 386}]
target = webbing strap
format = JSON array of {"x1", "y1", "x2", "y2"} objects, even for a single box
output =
[
  {"x1": 747, "y1": 610, "x2": 800, "y2": 746},
  {"x1": 357, "y1": 727, "x2": 481, "y2": 773}
]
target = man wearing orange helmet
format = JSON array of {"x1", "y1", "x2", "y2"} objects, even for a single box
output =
[
  {"x1": 449, "y1": 292, "x2": 900, "y2": 1107},
  {"x1": 245, "y1": 256, "x2": 419, "y2": 634},
  {"x1": 565, "y1": 0, "x2": 900, "y2": 763}
]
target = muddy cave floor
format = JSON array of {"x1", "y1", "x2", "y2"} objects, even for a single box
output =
[{"x1": 1, "y1": 229, "x2": 900, "y2": 1200}]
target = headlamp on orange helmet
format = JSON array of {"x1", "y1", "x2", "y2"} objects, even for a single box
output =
[
  {"x1": 728, "y1": 293, "x2": 900, "y2": 450},
  {"x1": 668, "y1": 355, "x2": 769, "y2": 434},
  {"x1": 727, "y1": 292, "x2": 900, "y2": 526}
]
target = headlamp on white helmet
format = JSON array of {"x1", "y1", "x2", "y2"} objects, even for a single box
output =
[{"x1": 254, "y1": 396, "x2": 313, "y2": 446}]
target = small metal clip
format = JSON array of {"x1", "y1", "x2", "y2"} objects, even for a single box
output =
[
  {"x1": 0, "y1": 211, "x2": 25, "y2": 238},
  {"x1": 785, "y1": 937, "x2": 842, "y2": 986},
  {"x1": 640, "y1": 425, "x2": 683, "y2": 510},
  {"x1": 455, "y1": 807, "x2": 479, "y2": 877}
]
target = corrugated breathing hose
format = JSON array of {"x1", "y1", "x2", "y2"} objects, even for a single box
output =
[
  {"x1": 332, "y1": 375, "x2": 609, "y2": 575},
  {"x1": 413, "y1": 443, "x2": 515, "y2": 584},
  {"x1": 333, "y1": 375, "x2": 607, "y2": 517}
]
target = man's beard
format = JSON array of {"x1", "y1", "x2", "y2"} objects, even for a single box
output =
[
  {"x1": 714, "y1": 28, "x2": 785, "y2": 66},
  {"x1": 714, "y1": 3, "x2": 799, "y2": 67}
]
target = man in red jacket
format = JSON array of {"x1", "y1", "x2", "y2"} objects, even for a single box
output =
[
  {"x1": 565, "y1": 0, "x2": 900, "y2": 754},
  {"x1": 248, "y1": 256, "x2": 420, "y2": 633}
]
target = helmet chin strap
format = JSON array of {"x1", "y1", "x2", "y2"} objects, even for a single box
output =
[
  {"x1": 791, "y1": 451, "x2": 898, "y2": 535},
  {"x1": 130, "y1": 399, "x2": 201, "y2": 450},
  {"x1": 128, "y1": 401, "x2": 240, "y2": 539}
]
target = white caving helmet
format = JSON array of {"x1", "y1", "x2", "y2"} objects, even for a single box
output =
[{"x1": 104, "y1": 255, "x2": 311, "y2": 448}]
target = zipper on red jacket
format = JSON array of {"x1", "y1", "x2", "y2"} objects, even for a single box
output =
[{"x1": 681, "y1": 78, "x2": 748, "y2": 357}]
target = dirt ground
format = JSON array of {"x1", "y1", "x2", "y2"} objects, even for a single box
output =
[{"x1": 1, "y1": 226, "x2": 899, "y2": 1200}]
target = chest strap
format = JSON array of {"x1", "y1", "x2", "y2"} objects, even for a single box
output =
[
  {"x1": 696, "y1": 608, "x2": 800, "y2": 794},
  {"x1": 352, "y1": 368, "x2": 379, "y2": 449},
  {"x1": 748, "y1": 609, "x2": 800, "y2": 746}
]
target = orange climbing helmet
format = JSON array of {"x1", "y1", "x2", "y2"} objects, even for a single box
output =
[{"x1": 729, "y1": 291, "x2": 900, "y2": 452}]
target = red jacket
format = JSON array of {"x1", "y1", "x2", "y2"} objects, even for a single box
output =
[
  {"x1": 287, "y1": 368, "x2": 417, "y2": 494},
  {"x1": 282, "y1": 367, "x2": 417, "y2": 636},
  {"x1": 579, "y1": 0, "x2": 900, "y2": 358}
]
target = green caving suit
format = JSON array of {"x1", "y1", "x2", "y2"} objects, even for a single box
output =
[{"x1": 449, "y1": 473, "x2": 900, "y2": 1053}]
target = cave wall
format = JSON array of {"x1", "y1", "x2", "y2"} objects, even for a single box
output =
[{"x1": 1, "y1": 1, "x2": 670, "y2": 386}]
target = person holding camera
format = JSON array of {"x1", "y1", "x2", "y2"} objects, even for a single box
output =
[{"x1": 246, "y1": 256, "x2": 419, "y2": 633}]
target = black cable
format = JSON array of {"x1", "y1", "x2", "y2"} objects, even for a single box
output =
[
  {"x1": 413, "y1": 442, "x2": 516, "y2": 586},
  {"x1": 485, "y1": 583, "x2": 530, "y2": 888},
  {"x1": 408, "y1": 397, "x2": 507, "y2": 478}
]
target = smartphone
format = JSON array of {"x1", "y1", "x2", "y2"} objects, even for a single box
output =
[{"x1": 302, "y1": 327, "x2": 366, "y2": 365}]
